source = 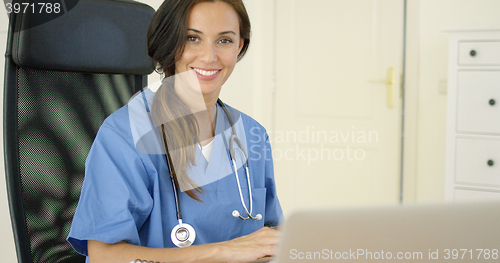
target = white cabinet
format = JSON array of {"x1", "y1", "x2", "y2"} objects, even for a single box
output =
[
  {"x1": 445, "y1": 29, "x2": 500, "y2": 202},
  {"x1": 458, "y1": 41, "x2": 500, "y2": 65},
  {"x1": 456, "y1": 71, "x2": 500, "y2": 134}
]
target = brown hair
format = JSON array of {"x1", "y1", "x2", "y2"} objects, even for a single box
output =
[
  {"x1": 147, "y1": 0, "x2": 251, "y2": 200},
  {"x1": 148, "y1": 0, "x2": 251, "y2": 77}
]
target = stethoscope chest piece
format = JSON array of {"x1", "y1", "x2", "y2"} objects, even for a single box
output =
[{"x1": 171, "y1": 221, "x2": 196, "y2": 247}]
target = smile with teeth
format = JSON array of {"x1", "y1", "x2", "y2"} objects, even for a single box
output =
[{"x1": 193, "y1": 68, "x2": 220, "y2": 76}]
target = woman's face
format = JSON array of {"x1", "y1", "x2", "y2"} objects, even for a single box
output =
[{"x1": 175, "y1": 1, "x2": 244, "y2": 97}]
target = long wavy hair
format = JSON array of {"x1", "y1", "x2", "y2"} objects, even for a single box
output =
[{"x1": 147, "y1": 0, "x2": 251, "y2": 200}]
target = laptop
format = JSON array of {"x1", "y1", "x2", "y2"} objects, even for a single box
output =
[{"x1": 273, "y1": 201, "x2": 500, "y2": 262}]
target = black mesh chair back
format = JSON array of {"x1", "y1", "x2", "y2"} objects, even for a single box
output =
[{"x1": 3, "y1": 1, "x2": 155, "y2": 262}]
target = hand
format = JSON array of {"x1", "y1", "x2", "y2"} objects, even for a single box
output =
[
  {"x1": 216, "y1": 227, "x2": 280, "y2": 263},
  {"x1": 88, "y1": 227, "x2": 280, "y2": 263}
]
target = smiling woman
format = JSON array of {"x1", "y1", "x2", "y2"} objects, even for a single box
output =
[
  {"x1": 148, "y1": 0, "x2": 250, "y2": 77},
  {"x1": 148, "y1": 0, "x2": 252, "y2": 199},
  {"x1": 66, "y1": 0, "x2": 282, "y2": 263},
  {"x1": 179, "y1": 3, "x2": 243, "y2": 90}
]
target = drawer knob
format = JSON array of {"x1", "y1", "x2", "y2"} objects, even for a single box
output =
[
  {"x1": 487, "y1": 160, "x2": 494, "y2": 166},
  {"x1": 470, "y1": 50, "x2": 477, "y2": 57},
  {"x1": 489, "y1": 99, "x2": 496, "y2": 106}
]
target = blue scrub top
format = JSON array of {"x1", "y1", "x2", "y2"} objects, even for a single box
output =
[{"x1": 67, "y1": 90, "x2": 283, "y2": 258}]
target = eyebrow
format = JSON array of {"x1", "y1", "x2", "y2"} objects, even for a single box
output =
[{"x1": 188, "y1": 28, "x2": 237, "y2": 35}]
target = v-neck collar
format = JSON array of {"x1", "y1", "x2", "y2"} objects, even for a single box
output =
[{"x1": 186, "y1": 104, "x2": 231, "y2": 191}]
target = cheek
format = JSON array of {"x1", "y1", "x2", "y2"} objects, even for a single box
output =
[
  {"x1": 221, "y1": 50, "x2": 240, "y2": 68},
  {"x1": 177, "y1": 50, "x2": 196, "y2": 67}
]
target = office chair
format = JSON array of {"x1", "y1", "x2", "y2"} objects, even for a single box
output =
[{"x1": 3, "y1": 0, "x2": 155, "y2": 262}]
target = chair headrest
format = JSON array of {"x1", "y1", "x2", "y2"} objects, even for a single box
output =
[{"x1": 11, "y1": 0, "x2": 155, "y2": 75}]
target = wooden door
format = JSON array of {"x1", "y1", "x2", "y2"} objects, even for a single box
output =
[{"x1": 273, "y1": 0, "x2": 405, "y2": 214}]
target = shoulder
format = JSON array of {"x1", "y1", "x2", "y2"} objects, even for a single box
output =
[
  {"x1": 85, "y1": 105, "x2": 140, "y2": 162},
  {"x1": 222, "y1": 103, "x2": 270, "y2": 148},
  {"x1": 85, "y1": 101, "x2": 155, "y2": 189},
  {"x1": 98, "y1": 90, "x2": 155, "y2": 145},
  {"x1": 98, "y1": 104, "x2": 133, "y2": 140},
  {"x1": 222, "y1": 103, "x2": 268, "y2": 135}
]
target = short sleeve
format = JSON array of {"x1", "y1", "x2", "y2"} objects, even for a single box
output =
[
  {"x1": 263, "y1": 132, "x2": 283, "y2": 227},
  {"x1": 67, "y1": 122, "x2": 153, "y2": 256}
]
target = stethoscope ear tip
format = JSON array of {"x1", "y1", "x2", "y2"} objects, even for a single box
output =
[
  {"x1": 232, "y1": 210, "x2": 240, "y2": 217},
  {"x1": 233, "y1": 210, "x2": 263, "y2": 220}
]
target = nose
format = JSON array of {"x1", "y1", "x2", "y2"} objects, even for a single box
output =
[{"x1": 199, "y1": 43, "x2": 217, "y2": 64}]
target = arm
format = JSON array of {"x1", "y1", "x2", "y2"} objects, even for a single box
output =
[{"x1": 88, "y1": 227, "x2": 279, "y2": 263}]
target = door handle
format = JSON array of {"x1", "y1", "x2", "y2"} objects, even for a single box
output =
[
  {"x1": 367, "y1": 67, "x2": 396, "y2": 109},
  {"x1": 386, "y1": 67, "x2": 395, "y2": 109}
]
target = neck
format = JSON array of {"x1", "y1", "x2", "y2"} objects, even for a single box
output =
[
  {"x1": 173, "y1": 73, "x2": 219, "y2": 143},
  {"x1": 196, "y1": 105, "x2": 217, "y2": 146},
  {"x1": 173, "y1": 72, "x2": 219, "y2": 113}
]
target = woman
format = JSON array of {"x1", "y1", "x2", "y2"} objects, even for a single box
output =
[{"x1": 67, "y1": 0, "x2": 283, "y2": 262}]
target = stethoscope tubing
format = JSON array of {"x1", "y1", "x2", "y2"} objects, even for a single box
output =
[
  {"x1": 161, "y1": 124, "x2": 182, "y2": 221},
  {"x1": 160, "y1": 98, "x2": 262, "y2": 247}
]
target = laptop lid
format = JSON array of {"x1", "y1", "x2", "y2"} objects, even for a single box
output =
[{"x1": 275, "y1": 202, "x2": 500, "y2": 262}]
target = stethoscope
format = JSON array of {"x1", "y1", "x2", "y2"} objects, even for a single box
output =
[{"x1": 160, "y1": 99, "x2": 262, "y2": 248}]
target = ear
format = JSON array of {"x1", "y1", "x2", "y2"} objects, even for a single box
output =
[{"x1": 238, "y1": 38, "x2": 244, "y2": 53}]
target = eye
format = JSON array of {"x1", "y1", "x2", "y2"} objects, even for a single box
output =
[
  {"x1": 219, "y1": 38, "x2": 234, "y2": 44},
  {"x1": 187, "y1": 35, "x2": 199, "y2": 42}
]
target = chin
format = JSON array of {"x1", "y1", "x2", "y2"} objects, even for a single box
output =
[{"x1": 200, "y1": 79, "x2": 224, "y2": 92}]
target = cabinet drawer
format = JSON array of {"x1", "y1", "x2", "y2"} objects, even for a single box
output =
[
  {"x1": 459, "y1": 41, "x2": 500, "y2": 65},
  {"x1": 457, "y1": 71, "x2": 500, "y2": 134},
  {"x1": 454, "y1": 188, "x2": 500, "y2": 202},
  {"x1": 455, "y1": 138, "x2": 500, "y2": 187}
]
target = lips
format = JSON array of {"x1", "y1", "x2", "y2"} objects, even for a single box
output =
[
  {"x1": 192, "y1": 67, "x2": 220, "y2": 76},
  {"x1": 191, "y1": 67, "x2": 221, "y2": 81}
]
